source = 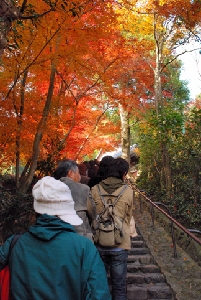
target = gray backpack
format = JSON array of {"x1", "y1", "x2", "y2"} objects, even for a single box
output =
[{"x1": 92, "y1": 184, "x2": 128, "y2": 247}]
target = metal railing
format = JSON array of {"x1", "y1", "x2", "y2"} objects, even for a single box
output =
[
  {"x1": 187, "y1": 229, "x2": 201, "y2": 236},
  {"x1": 126, "y1": 179, "x2": 201, "y2": 258}
]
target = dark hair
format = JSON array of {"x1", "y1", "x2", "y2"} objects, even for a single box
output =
[
  {"x1": 83, "y1": 161, "x2": 90, "y2": 169},
  {"x1": 107, "y1": 157, "x2": 129, "y2": 180},
  {"x1": 54, "y1": 159, "x2": 78, "y2": 180},
  {"x1": 88, "y1": 164, "x2": 98, "y2": 179},
  {"x1": 97, "y1": 156, "x2": 114, "y2": 179},
  {"x1": 78, "y1": 163, "x2": 87, "y2": 176}
]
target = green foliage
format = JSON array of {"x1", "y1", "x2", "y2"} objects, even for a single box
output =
[
  {"x1": 168, "y1": 196, "x2": 201, "y2": 230},
  {"x1": 136, "y1": 105, "x2": 201, "y2": 230},
  {"x1": 133, "y1": 61, "x2": 201, "y2": 230}
]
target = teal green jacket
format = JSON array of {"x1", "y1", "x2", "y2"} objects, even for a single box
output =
[{"x1": 0, "y1": 214, "x2": 111, "y2": 300}]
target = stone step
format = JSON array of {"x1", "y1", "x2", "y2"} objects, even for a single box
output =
[
  {"x1": 127, "y1": 264, "x2": 161, "y2": 273},
  {"x1": 108, "y1": 273, "x2": 166, "y2": 285},
  {"x1": 127, "y1": 283, "x2": 174, "y2": 300},
  {"x1": 129, "y1": 247, "x2": 150, "y2": 255},
  {"x1": 107, "y1": 223, "x2": 176, "y2": 299},
  {"x1": 131, "y1": 240, "x2": 146, "y2": 248},
  {"x1": 128, "y1": 254, "x2": 155, "y2": 264},
  {"x1": 126, "y1": 273, "x2": 166, "y2": 284},
  {"x1": 125, "y1": 226, "x2": 176, "y2": 299}
]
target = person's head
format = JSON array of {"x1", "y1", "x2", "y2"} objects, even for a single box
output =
[
  {"x1": 93, "y1": 158, "x2": 99, "y2": 166},
  {"x1": 83, "y1": 160, "x2": 90, "y2": 169},
  {"x1": 78, "y1": 163, "x2": 87, "y2": 176},
  {"x1": 107, "y1": 157, "x2": 129, "y2": 180},
  {"x1": 32, "y1": 176, "x2": 82, "y2": 225},
  {"x1": 54, "y1": 159, "x2": 81, "y2": 182},
  {"x1": 97, "y1": 156, "x2": 114, "y2": 179}
]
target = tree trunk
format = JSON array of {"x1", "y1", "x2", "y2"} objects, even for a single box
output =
[
  {"x1": 154, "y1": 13, "x2": 163, "y2": 117},
  {"x1": 15, "y1": 70, "x2": 28, "y2": 188},
  {"x1": 161, "y1": 143, "x2": 172, "y2": 196},
  {"x1": 119, "y1": 103, "x2": 130, "y2": 163},
  {"x1": 18, "y1": 63, "x2": 56, "y2": 193},
  {"x1": 154, "y1": 13, "x2": 172, "y2": 196},
  {"x1": 96, "y1": 149, "x2": 103, "y2": 161},
  {"x1": 0, "y1": 0, "x2": 20, "y2": 57},
  {"x1": 19, "y1": 159, "x2": 31, "y2": 184}
]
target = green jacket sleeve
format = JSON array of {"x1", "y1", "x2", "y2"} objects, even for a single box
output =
[
  {"x1": 83, "y1": 243, "x2": 112, "y2": 300},
  {"x1": 0, "y1": 236, "x2": 14, "y2": 270}
]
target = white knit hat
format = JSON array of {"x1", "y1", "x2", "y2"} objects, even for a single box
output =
[{"x1": 32, "y1": 176, "x2": 83, "y2": 226}]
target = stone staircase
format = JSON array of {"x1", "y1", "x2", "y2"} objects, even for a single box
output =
[{"x1": 126, "y1": 230, "x2": 176, "y2": 300}]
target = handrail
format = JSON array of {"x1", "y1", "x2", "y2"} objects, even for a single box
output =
[
  {"x1": 187, "y1": 229, "x2": 201, "y2": 236},
  {"x1": 126, "y1": 179, "x2": 201, "y2": 253},
  {"x1": 139, "y1": 188, "x2": 201, "y2": 245}
]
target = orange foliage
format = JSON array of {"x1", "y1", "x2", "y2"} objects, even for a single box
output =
[
  {"x1": 0, "y1": 0, "x2": 122, "y2": 169},
  {"x1": 0, "y1": 0, "x2": 201, "y2": 172}
]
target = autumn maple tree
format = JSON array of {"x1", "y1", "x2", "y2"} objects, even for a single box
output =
[
  {"x1": 0, "y1": 0, "x2": 201, "y2": 194},
  {"x1": 0, "y1": 0, "x2": 124, "y2": 192}
]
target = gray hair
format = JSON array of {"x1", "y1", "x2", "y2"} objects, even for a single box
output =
[{"x1": 54, "y1": 159, "x2": 78, "y2": 180}]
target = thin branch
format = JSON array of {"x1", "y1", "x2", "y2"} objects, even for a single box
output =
[
  {"x1": 51, "y1": 101, "x2": 79, "y2": 155},
  {"x1": 20, "y1": 9, "x2": 54, "y2": 20},
  {"x1": 75, "y1": 106, "x2": 109, "y2": 160},
  {"x1": 20, "y1": 0, "x2": 28, "y2": 13},
  {"x1": 5, "y1": 22, "x2": 64, "y2": 100},
  {"x1": 161, "y1": 48, "x2": 201, "y2": 72},
  {"x1": 55, "y1": 57, "x2": 119, "y2": 99}
]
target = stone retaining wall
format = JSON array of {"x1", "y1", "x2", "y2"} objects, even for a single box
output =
[{"x1": 135, "y1": 193, "x2": 201, "y2": 267}]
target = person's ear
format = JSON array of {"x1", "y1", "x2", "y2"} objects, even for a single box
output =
[{"x1": 68, "y1": 170, "x2": 74, "y2": 179}]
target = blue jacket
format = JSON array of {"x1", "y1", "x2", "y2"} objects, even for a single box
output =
[{"x1": 0, "y1": 214, "x2": 111, "y2": 300}]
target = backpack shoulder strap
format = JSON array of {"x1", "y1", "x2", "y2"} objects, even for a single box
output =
[
  {"x1": 8, "y1": 233, "x2": 23, "y2": 259},
  {"x1": 97, "y1": 184, "x2": 107, "y2": 206},
  {"x1": 113, "y1": 185, "x2": 128, "y2": 206},
  {"x1": 97, "y1": 184, "x2": 128, "y2": 206}
]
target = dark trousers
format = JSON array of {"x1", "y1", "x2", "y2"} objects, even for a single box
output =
[{"x1": 98, "y1": 249, "x2": 128, "y2": 300}]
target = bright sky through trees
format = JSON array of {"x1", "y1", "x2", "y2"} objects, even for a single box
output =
[{"x1": 178, "y1": 42, "x2": 201, "y2": 99}]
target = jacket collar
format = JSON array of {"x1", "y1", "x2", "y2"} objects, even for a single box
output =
[
  {"x1": 100, "y1": 177, "x2": 124, "y2": 194},
  {"x1": 29, "y1": 214, "x2": 76, "y2": 241}
]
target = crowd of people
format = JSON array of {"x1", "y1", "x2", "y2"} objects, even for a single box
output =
[{"x1": 0, "y1": 156, "x2": 137, "y2": 300}]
